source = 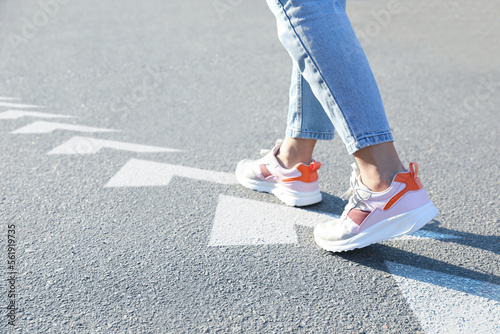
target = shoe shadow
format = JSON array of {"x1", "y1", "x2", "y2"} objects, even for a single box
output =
[
  {"x1": 300, "y1": 193, "x2": 500, "y2": 299},
  {"x1": 300, "y1": 191, "x2": 346, "y2": 216},
  {"x1": 416, "y1": 220, "x2": 500, "y2": 255},
  {"x1": 336, "y1": 241, "x2": 500, "y2": 301},
  {"x1": 305, "y1": 192, "x2": 499, "y2": 258},
  {"x1": 337, "y1": 236, "x2": 499, "y2": 282}
]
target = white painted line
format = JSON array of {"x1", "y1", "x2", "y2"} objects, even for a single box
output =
[
  {"x1": 10, "y1": 121, "x2": 118, "y2": 134},
  {"x1": 0, "y1": 97, "x2": 20, "y2": 100},
  {"x1": 0, "y1": 110, "x2": 74, "y2": 120},
  {"x1": 47, "y1": 136, "x2": 184, "y2": 155},
  {"x1": 105, "y1": 158, "x2": 237, "y2": 188},
  {"x1": 386, "y1": 261, "x2": 500, "y2": 333},
  {"x1": 389, "y1": 229, "x2": 461, "y2": 241},
  {"x1": 209, "y1": 195, "x2": 338, "y2": 246},
  {"x1": 0, "y1": 101, "x2": 43, "y2": 108}
]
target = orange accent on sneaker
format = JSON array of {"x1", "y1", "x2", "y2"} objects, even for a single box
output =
[
  {"x1": 282, "y1": 161, "x2": 321, "y2": 183},
  {"x1": 409, "y1": 162, "x2": 423, "y2": 189},
  {"x1": 383, "y1": 162, "x2": 423, "y2": 211}
]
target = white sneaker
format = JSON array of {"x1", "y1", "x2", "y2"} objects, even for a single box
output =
[
  {"x1": 314, "y1": 162, "x2": 439, "y2": 252},
  {"x1": 235, "y1": 140, "x2": 322, "y2": 206}
]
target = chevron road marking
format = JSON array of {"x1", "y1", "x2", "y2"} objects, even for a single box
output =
[
  {"x1": 392, "y1": 229, "x2": 460, "y2": 241},
  {"x1": 11, "y1": 121, "x2": 118, "y2": 134},
  {"x1": 103, "y1": 157, "x2": 458, "y2": 247},
  {"x1": 0, "y1": 101, "x2": 43, "y2": 108},
  {"x1": 209, "y1": 195, "x2": 338, "y2": 246},
  {"x1": 105, "y1": 158, "x2": 237, "y2": 188},
  {"x1": 47, "y1": 136, "x2": 183, "y2": 155},
  {"x1": 209, "y1": 195, "x2": 460, "y2": 247},
  {"x1": 386, "y1": 261, "x2": 500, "y2": 333},
  {"x1": 0, "y1": 110, "x2": 74, "y2": 120}
]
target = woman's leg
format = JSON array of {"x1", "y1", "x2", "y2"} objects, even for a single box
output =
[
  {"x1": 234, "y1": 61, "x2": 327, "y2": 206},
  {"x1": 266, "y1": 0, "x2": 438, "y2": 251},
  {"x1": 266, "y1": 0, "x2": 394, "y2": 155},
  {"x1": 277, "y1": 63, "x2": 334, "y2": 168},
  {"x1": 285, "y1": 63, "x2": 335, "y2": 142},
  {"x1": 266, "y1": 0, "x2": 403, "y2": 188}
]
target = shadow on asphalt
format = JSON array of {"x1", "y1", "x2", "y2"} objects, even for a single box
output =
[
  {"x1": 417, "y1": 220, "x2": 500, "y2": 255},
  {"x1": 301, "y1": 192, "x2": 500, "y2": 295},
  {"x1": 331, "y1": 221, "x2": 500, "y2": 300},
  {"x1": 339, "y1": 236, "x2": 499, "y2": 283},
  {"x1": 297, "y1": 191, "x2": 346, "y2": 216}
]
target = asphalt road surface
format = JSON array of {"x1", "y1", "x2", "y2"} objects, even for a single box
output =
[{"x1": 0, "y1": 0, "x2": 499, "y2": 333}]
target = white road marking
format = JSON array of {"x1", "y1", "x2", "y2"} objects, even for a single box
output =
[
  {"x1": 209, "y1": 195, "x2": 338, "y2": 246},
  {"x1": 389, "y1": 230, "x2": 461, "y2": 241},
  {"x1": 386, "y1": 261, "x2": 500, "y2": 333},
  {"x1": 0, "y1": 110, "x2": 74, "y2": 120},
  {"x1": 209, "y1": 195, "x2": 456, "y2": 246},
  {"x1": 47, "y1": 136, "x2": 183, "y2": 155},
  {"x1": 0, "y1": 101, "x2": 43, "y2": 108},
  {"x1": 0, "y1": 97, "x2": 20, "y2": 100},
  {"x1": 105, "y1": 158, "x2": 237, "y2": 188},
  {"x1": 11, "y1": 121, "x2": 118, "y2": 134}
]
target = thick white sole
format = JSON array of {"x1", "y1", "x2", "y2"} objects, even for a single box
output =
[
  {"x1": 314, "y1": 202, "x2": 439, "y2": 252},
  {"x1": 236, "y1": 175, "x2": 322, "y2": 207}
]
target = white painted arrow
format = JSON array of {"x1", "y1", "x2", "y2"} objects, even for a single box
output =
[
  {"x1": 105, "y1": 158, "x2": 237, "y2": 188},
  {"x1": 0, "y1": 110, "x2": 74, "y2": 120},
  {"x1": 11, "y1": 121, "x2": 118, "y2": 134},
  {"x1": 48, "y1": 136, "x2": 183, "y2": 155},
  {"x1": 0, "y1": 101, "x2": 42, "y2": 108},
  {"x1": 209, "y1": 195, "x2": 338, "y2": 246},
  {"x1": 391, "y1": 229, "x2": 460, "y2": 241},
  {"x1": 209, "y1": 195, "x2": 458, "y2": 247},
  {"x1": 386, "y1": 261, "x2": 500, "y2": 333}
]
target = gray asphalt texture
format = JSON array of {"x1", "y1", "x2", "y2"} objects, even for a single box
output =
[{"x1": 0, "y1": 0, "x2": 499, "y2": 333}]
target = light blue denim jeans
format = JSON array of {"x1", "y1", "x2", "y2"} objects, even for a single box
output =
[{"x1": 267, "y1": 0, "x2": 394, "y2": 154}]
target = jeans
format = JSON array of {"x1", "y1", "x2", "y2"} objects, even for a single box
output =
[{"x1": 267, "y1": 0, "x2": 394, "y2": 154}]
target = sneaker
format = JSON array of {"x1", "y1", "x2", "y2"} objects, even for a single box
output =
[
  {"x1": 314, "y1": 162, "x2": 439, "y2": 252},
  {"x1": 235, "y1": 140, "x2": 322, "y2": 206}
]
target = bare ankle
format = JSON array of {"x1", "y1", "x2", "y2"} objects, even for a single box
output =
[
  {"x1": 276, "y1": 137, "x2": 316, "y2": 169},
  {"x1": 276, "y1": 150, "x2": 311, "y2": 169},
  {"x1": 359, "y1": 169, "x2": 400, "y2": 192},
  {"x1": 353, "y1": 142, "x2": 405, "y2": 192}
]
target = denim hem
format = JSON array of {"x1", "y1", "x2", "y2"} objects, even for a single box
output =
[
  {"x1": 275, "y1": 0, "x2": 356, "y2": 143},
  {"x1": 346, "y1": 132, "x2": 394, "y2": 155},
  {"x1": 271, "y1": 0, "x2": 391, "y2": 156},
  {"x1": 287, "y1": 128, "x2": 335, "y2": 140}
]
